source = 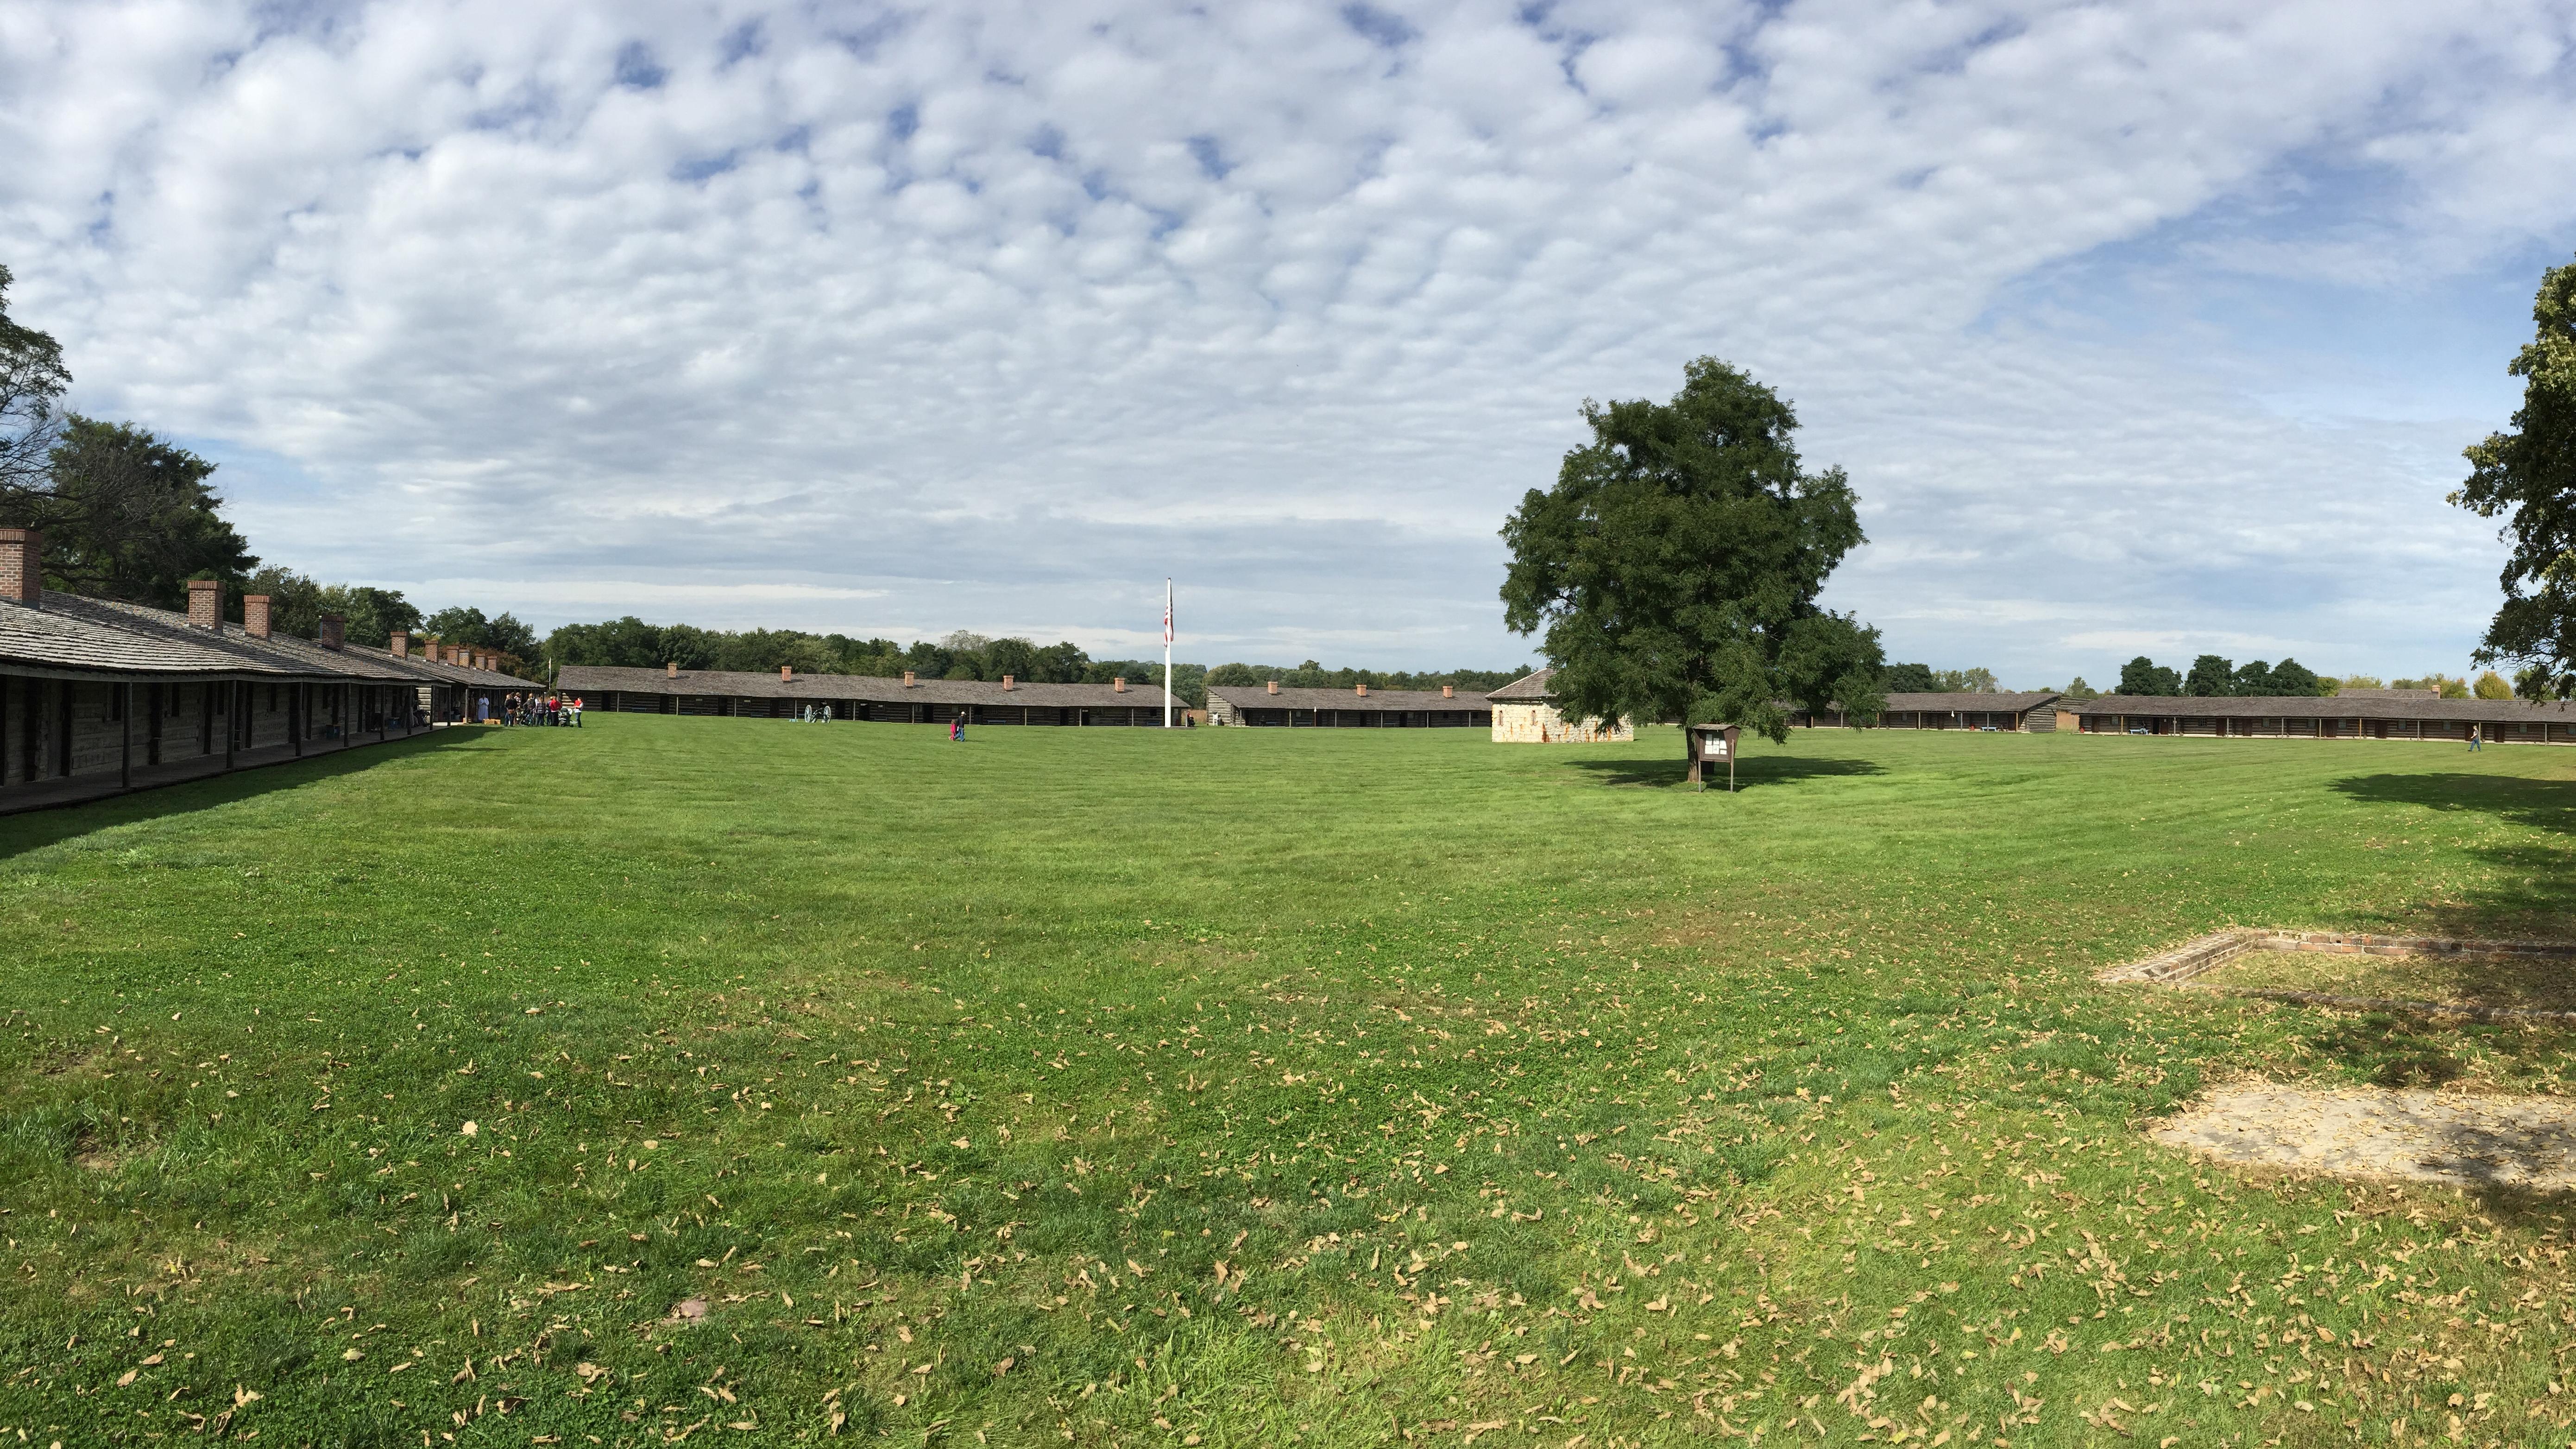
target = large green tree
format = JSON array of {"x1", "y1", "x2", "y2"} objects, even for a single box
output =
[
  {"x1": 420, "y1": 605, "x2": 539, "y2": 665},
  {"x1": 0, "y1": 264, "x2": 69, "y2": 506},
  {"x1": 2268, "y1": 658, "x2": 2324, "y2": 696},
  {"x1": 2185, "y1": 654, "x2": 2234, "y2": 697},
  {"x1": 40, "y1": 417, "x2": 258, "y2": 607},
  {"x1": 1500, "y1": 358, "x2": 1884, "y2": 752},
  {"x1": 2454, "y1": 253, "x2": 2576, "y2": 697},
  {"x1": 1880, "y1": 662, "x2": 1938, "y2": 693},
  {"x1": 2118, "y1": 656, "x2": 2181, "y2": 696},
  {"x1": 242, "y1": 566, "x2": 420, "y2": 646},
  {"x1": 1, "y1": 275, "x2": 257, "y2": 605}
]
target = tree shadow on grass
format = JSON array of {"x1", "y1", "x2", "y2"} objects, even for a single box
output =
[
  {"x1": 2330, "y1": 773, "x2": 2576, "y2": 835},
  {"x1": 0, "y1": 730, "x2": 485, "y2": 862},
  {"x1": 1564, "y1": 755, "x2": 1887, "y2": 791},
  {"x1": 2326, "y1": 774, "x2": 2576, "y2": 937}
]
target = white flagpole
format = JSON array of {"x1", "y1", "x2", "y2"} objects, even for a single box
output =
[{"x1": 1163, "y1": 578, "x2": 1175, "y2": 728}]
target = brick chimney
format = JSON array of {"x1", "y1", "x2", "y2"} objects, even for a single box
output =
[
  {"x1": 666, "y1": 661, "x2": 678, "y2": 679},
  {"x1": 780, "y1": 664, "x2": 793, "y2": 682},
  {"x1": 1113, "y1": 676, "x2": 1127, "y2": 693},
  {"x1": 1355, "y1": 683, "x2": 1369, "y2": 697},
  {"x1": 319, "y1": 614, "x2": 346, "y2": 651},
  {"x1": 1442, "y1": 683, "x2": 1454, "y2": 699},
  {"x1": 1266, "y1": 680, "x2": 1279, "y2": 694},
  {"x1": 0, "y1": 528, "x2": 38, "y2": 605},
  {"x1": 902, "y1": 670, "x2": 916, "y2": 688},
  {"x1": 389, "y1": 630, "x2": 409, "y2": 658},
  {"x1": 1001, "y1": 674, "x2": 1015, "y2": 691},
  {"x1": 243, "y1": 594, "x2": 272, "y2": 639},
  {"x1": 187, "y1": 577, "x2": 222, "y2": 629}
]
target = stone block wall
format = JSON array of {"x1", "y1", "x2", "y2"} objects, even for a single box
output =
[{"x1": 1491, "y1": 700, "x2": 1633, "y2": 744}]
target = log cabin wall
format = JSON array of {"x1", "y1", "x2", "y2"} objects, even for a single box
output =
[{"x1": 2065, "y1": 697, "x2": 2576, "y2": 743}]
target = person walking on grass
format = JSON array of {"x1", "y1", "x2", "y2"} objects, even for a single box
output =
[
  {"x1": 950, "y1": 712, "x2": 964, "y2": 742},
  {"x1": 2470, "y1": 724, "x2": 2482, "y2": 752}
]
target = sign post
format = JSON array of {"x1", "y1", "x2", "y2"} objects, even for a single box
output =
[{"x1": 1690, "y1": 723, "x2": 1740, "y2": 791}]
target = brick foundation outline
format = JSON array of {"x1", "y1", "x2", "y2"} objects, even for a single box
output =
[{"x1": 2097, "y1": 928, "x2": 2576, "y2": 985}]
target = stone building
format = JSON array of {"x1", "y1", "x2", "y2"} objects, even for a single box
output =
[{"x1": 1485, "y1": 668, "x2": 1633, "y2": 743}]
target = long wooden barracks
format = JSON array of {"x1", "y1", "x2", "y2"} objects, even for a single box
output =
[
  {"x1": 1782, "y1": 685, "x2": 2576, "y2": 744},
  {"x1": 0, "y1": 528, "x2": 528, "y2": 814},
  {"x1": 1792, "y1": 692, "x2": 2065, "y2": 731},
  {"x1": 1205, "y1": 681, "x2": 1493, "y2": 727},
  {"x1": 554, "y1": 665, "x2": 1185, "y2": 725},
  {"x1": 2057, "y1": 692, "x2": 2576, "y2": 744}
]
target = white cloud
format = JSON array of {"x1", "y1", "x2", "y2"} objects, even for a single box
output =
[{"x1": 0, "y1": 0, "x2": 2570, "y2": 681}]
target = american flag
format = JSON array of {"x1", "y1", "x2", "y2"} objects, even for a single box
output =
[{"x1": 1163, "y1": 587, "x2": 1173, "y2": 645}]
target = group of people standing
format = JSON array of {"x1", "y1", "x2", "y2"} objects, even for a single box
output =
[{"x1": 477, "y1": 691, "x2": 581, "y2": 727}]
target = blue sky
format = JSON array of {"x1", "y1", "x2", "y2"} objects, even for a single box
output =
[{"x1": 2, "y1": 0, "x2": 2571, "y2": 684}]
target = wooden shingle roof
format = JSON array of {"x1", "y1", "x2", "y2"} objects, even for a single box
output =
[
  {"x1": 59, "y1": 596, "x2": 428, "y2": 684},
  {"x1": 1879, "y1": 692, "x2": 2060, "y2": 713},
  {"x1": 0, "y1": 596, "x2": 271, "y2": 677},
  {"x1": 1207, "y1": 685, "x2": 1489, "y2": 712},
  {"x1": 2067, "y1": 694, "x2": 2576, "y2": 721},
  {"x1": 1485, "y1": 668, "x2": 1557, "y2": 701},
  {"x1": 556, "y1": 665, "x2": 1174, "y2": 709},
  {"x1": 0, "y1": 593, "x2": 529, "y2": 688}
]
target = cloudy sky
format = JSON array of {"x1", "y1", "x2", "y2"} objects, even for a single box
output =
[{"x1": 4, "y1": 0, "x2": 2572, "y2": 682}]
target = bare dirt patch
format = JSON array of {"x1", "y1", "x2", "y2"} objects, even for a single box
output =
[{"x1": 2152, "y1": 1083, "x2": 2576, "y2": 1190}]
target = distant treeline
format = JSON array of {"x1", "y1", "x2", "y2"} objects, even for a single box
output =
[
  {"x1": 2104, "y1": 655, "x2": 2518, "y2": 699},
  {"x1": 1881, "y1": 664, "x2": 1997, "y2": 694},
  {"x1": 540, "y1": 617, "x2": 1529, "y2": 709}
]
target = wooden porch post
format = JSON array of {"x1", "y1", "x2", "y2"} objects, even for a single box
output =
[{"x1": 120, "y1": 683, "x2": 132, "y2": 789}]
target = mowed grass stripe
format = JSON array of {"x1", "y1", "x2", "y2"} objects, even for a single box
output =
[{"x1": 2, "y1": 716, "x2": 2573, "y2": 1446}]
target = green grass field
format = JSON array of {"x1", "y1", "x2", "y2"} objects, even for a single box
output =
[{"x1": 6, "y1": 718, "x2": 2576, "y2": 1449}]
